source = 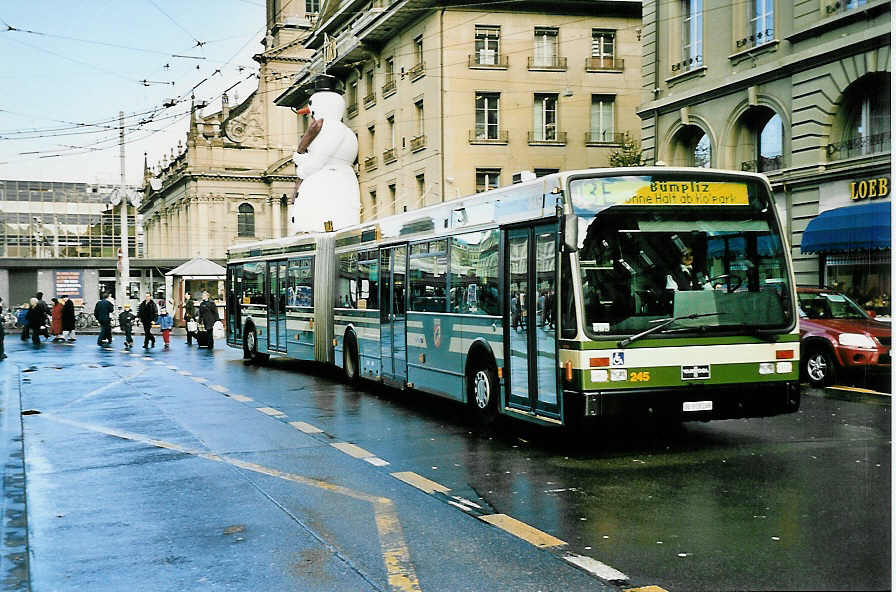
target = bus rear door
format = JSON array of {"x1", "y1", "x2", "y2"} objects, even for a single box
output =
[
  {"x1": 505, "y1": 223, "x2": 560, "y2": 418},
  {"x1": 380, "y1": 245, "x2": 408, "y2": 386}
]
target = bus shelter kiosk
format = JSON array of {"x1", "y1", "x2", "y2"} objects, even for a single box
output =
[{"x1": 165, "y1": 257, "x2": 226, "y2": 326}]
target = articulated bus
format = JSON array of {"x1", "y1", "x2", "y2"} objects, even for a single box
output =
[{"x1": 226, "y1": 168, "x2": 801, "y2": 427}]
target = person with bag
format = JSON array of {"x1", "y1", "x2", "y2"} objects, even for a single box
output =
[
  {"x1": 197, "y1": 290, "x2": 219, "y2": 349},
  {"x1": 137, "y1": 292, "x2": 158, "y2": 349},
  {"x1": 183, "y1": 294, "x2": 196, "y2": 345},
  {"x1": 25, "y1": 298, "x2": 44, "y2": 346},
  {"x1": 94, "y1": 293, "x2": 114, "y2": 346},
  {"x1": 158, "y1": 306, "x2": 173, "y2": 349},
  {"x1": 118, "y1": 304, "x2": 136, "y2": 349},
  {"x1": 16, "y1": 304, "x2": 29, "y2": 341}
]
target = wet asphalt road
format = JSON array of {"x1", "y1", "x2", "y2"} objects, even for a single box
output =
[{"x1": 0, "y1": 335, "x2": 891, "y2": 591}]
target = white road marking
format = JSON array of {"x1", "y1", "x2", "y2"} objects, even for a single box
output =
[
  {"x1": 289, "y1": 421, "x2": 323, "y2": 434},
  {"x1": 563, "y1": 553, "x2": 628, "y2": 583},
  {"x1": 230, "y1": 394, "x2": 253, "y2": 402},
  {"x1": 209, "y1": 384, "x2": 229, "y2": 393},
  {"x1": 256, "y1": 406, "x2": 286, "y2": 417},
  {"x1": 331, "y1": 442, "x2": 374, "y2": 459},
  {"x1": 364, "y1": 457, "x2": 390, "y2": 467}
]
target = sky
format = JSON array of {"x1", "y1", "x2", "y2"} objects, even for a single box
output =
[{"x1": 0, "y1": 0, "x2": 271, "y2": 187}]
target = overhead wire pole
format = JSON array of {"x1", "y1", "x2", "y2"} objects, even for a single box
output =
[{"x1": 118, "y1": 111, "x2": 130, "y2": 309}]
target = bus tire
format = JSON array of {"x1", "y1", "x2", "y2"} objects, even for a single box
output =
[
  {"x1": 343, "y1": 333, "x2": 360, "y2": 384},
  {"x1": 467, "y1": 362, "x2": 498, "y2": 424},
  {"x1": 244, "y1": 326, "x2": 269, "y2": 364},
  {"x1": 803, "y1": 346, "x2": 836, "y2": 387}
]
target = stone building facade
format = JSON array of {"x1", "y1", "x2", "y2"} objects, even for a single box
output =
[
  {"x1": 638, "y1": 0, "x2": 890, "y2": 305},
  {"x1": 276, "y1": 0, "x2": 642, "y2": 220}
]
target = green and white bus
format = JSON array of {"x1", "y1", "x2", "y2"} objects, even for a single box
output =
[{"x1": 226, "y1": 168, "x2": 801, "y2": 427}]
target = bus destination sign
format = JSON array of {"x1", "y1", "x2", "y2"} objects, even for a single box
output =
[{"x1": 572, "y1": 177, "x2": 750, "y2": 210}]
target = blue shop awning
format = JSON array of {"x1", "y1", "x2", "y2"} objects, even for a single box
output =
[{"x1": 801, "y1": 201, "x2": 891, "y2": 254}]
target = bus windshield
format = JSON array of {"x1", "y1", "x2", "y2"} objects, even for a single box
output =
[{"x1": 570, "y1": 174, "x2": 793, "y2": 338}]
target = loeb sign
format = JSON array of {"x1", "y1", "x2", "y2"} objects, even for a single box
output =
[{"x1": 850, "y1": 176, "x2": 890, "y2": 201}]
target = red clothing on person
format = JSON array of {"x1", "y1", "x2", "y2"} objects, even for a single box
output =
[{"x1": 50, "y1": 303, "x2": 63, "y2": 336}]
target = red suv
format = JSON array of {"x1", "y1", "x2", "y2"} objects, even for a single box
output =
[{"x1": 797, "y1": 287, "x2": 891, "y2": 387}]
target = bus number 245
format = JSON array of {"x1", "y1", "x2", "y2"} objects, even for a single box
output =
[{"x1": 630, "y1": 371, "x2": 651, "y2": 382}]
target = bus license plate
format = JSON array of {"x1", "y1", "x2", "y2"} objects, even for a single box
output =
[{"x1": 683, "y1": 401, "x2": 713, "y2": 412}]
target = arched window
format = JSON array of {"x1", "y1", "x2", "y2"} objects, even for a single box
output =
[
  {"x1": 668, "y1": 124, "x2": 711, "y2": 167},
  {"x1": 735, "y1": 107, "x2": 783, "y2": 172},
  {"x1": 237, "y1": 203, "x2": 254, "y2": 237},
  {"x1": 837, "y1": 73, "x2": 890, "y2": 158}
]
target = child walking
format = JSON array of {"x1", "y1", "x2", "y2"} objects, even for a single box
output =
[
  {"x1": 158, "y1": 306, "x2": 173, "y2": 349},
  {"x1": 118, "y1": 304, "x2": 136, "y2": 349}
]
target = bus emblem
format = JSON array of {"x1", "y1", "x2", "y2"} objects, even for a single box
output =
[{"x1": 433, "y1": 319, "x2": 442, "y2": 348}]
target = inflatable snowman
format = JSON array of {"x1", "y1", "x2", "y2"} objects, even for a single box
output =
[{"x1": 289, "y1": 76, "x2": 360, "y2": 234}]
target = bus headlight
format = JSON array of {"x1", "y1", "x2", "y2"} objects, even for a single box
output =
[
  {"x1": 759, "y1": 362, "x2": 775, "y2": 375},
  {"x1": 776, "y1": 361, "x2": 793, "y2": 374},
  {"x1": 838, "y1": 333, "x2": 876, "y2": 349}
]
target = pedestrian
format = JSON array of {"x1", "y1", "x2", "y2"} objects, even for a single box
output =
[
  {"x1": 94, "y1": 293, "x2": 114, "y2": 346},
  {"x1": 0, "y1": 296, "x2": 7, "y2": 360},
  {"x1": 198, "y1": 290, "x2": 219, "y2": 349},
  {"x1": 50, "y1": 297, "x2": 63, "y2": 342},
  {"x1": 137, "y1": 292, "x2": 158, "y2": 348},
  {"x1": 118, "y1": 304, "x2": 136, "y2": 349},
  {"x1": 184, "y1": 293, "x2": 196, "y2": 345},
  {"x1": 26, "y1": 298, "x2": 44, "y2": 346},
  {"x1": 35, "y1": 292, "x2": 50, "y2": 340},
  {"x1": 17, "y1": 304, "x2": 29, "y2": 341},
  {"x1": 158, "y1": 306, "x2": 173, "y2": 349},
  {"x1": 60, "y1": 295, "x2": 76, "y2": 342}
]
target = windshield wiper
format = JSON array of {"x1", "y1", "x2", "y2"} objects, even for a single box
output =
[{"x1": 617, "y1": 312, "x2": 724, "y2": 348}]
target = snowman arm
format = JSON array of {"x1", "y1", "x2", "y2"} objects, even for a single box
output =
[{"x1": 295, "y1": 124, "x2": 345, "y2": 179}]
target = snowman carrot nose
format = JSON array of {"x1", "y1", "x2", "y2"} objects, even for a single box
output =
[{"x1": 294, "y1": 106, "x2": 311, "y2": 115}]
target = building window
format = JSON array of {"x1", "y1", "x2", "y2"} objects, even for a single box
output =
[
  {"x1": 475, "y1": 93, "x2": 500, "y2": 140},
  {"x1": 670, "y1": 125, "x2": 711, "y2": 167},
  {"x1": 750, "y1": 0, "x2": 773, "y2": 45},
  {"x1": 591, "y1": 30, "x2": 616, "y2": 67},
  {"x1": 735, "y1": 107, "x2": 783, "y2": 172},
  {"x1": 386, "y1": 115, "x2": 395, "y2": 148},
  {"x1": 306, "y1": 0, "x2": 319, "y2": 13},
  {"x1": 414, "y1": 35, "x2": 423, "y2": 65},
  {"x1": 415, "y1": 100, "x2": 424, "y2": 136},
  {"x1": 388, "y1": 183, "x2": 397, "y2": 215},
  {"x1": 416, "y1": 173, "x2": 426, "y2": 206},
  {"x1": 682, "y1": 0, "x2": 703, "y2": 69},
  {"x1": 534, "y1": 168, "x2": 559, "y2": 177},
  {"x1": 694, "y1": 134, "x2": 711, "y2": 167},
  {"x1": 533, "y1": 27, "x2": 558, "y2": 67},
  {"x1": 237, "y1": 203, "x2": 255, "y2": 237},
  {"x1": 474, "y1": 25, "x2": 500, "y2": 65},
  {"x1": 369, "y1": 190, "x2": 377, "y2": 218},
  {"x1": 533, "y1": 93, "x2": 558, "y2": 141},
  {"x1": 589, "y1": 95, "x2": 616, "y2": 143},
  {"x1": 835, "y1": 73, "x2": 891, "y2": 159},
  {"x1": 476, "y1": 169, "x2": 501, "y2": 192},
  {"x1": 757, "y1": 113, "x2": 783, "y2": 171}
]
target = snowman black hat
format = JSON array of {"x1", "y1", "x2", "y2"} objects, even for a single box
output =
[{"x1": 305, "y1": 74, "x2": 344, "y2": 97}]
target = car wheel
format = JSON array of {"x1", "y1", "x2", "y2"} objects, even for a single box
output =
[
  {"x1": 468, "y1": 362, "x2": 498, "y2": 424},
  {"x1": 803, "y1": 347, "x2": 836, "y2": 387}
]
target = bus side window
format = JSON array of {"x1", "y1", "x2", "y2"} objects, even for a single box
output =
[
  {"x1": 336, "y1": 251, "x2": 358, "y2": 308},
  {"x1": 450, "y1": 231, "x2": 499, "y2": 315},
  {"x1": 561, "y1": 254, "x2": 577, "y2": 338}
]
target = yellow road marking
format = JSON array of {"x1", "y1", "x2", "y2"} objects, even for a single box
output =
[
  {"x1": 332, "y1": 442, "x2": 374, "y2": 459},
  {"x1": 290, "y1": 421, "x2": 323, "y2": 433},
  {"x1": 827, "y1": 385, "x2": 890, "y2": 396},
  {"x1": 390, "y1": 471, "x2": 450, "y2": 494},
  {"x1": 35, "y1": 413, "x2": 421, "y2": 592},
  {"x1": 230, "y1": 394, "x2": 253, "y2": 402},
  {"x1": 256, "y1": 406, "x2": 286, "y2": 417},
  {"x1": 479, "y1": 514, "x2": 566, "y2": 548}
]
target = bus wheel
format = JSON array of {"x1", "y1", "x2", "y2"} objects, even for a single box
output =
[
  {"x1": 244, "y1": 327, "x2": 269, "y2": 364},
  {"x1": 803, "y1": 347, "x2": 835, "y2": 387},
  {"x1": 468, "y1": 363, "x2": 498, "y2": 424},
  {"x1": 344, "y1": 335, "x2": 360, "y2": 384}
]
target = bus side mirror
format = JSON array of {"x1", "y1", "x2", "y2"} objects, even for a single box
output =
[{"x1": 562, "y1": 213, "x2": 579, "y2": 253}]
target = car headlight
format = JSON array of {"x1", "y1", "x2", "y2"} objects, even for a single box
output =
[{"x1": 837, "y1": 333, "x2": 876, "y2": 349}]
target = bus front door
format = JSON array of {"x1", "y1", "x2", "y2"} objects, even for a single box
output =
[
  {"x1": 380, "y1": 245, "x2": 408, "y2": 385},
  {"x1": 267, "y1": 260, "x2": 287, "y2": 353},
  {"x1": 505, "y1": 224, "x2": 560, "y2": 417}
]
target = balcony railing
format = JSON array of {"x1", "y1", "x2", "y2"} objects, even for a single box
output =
[
  {"x1": 468, "y1": 53, "x2": 509, "y2": 68},
  {"x1": 826, "y1": 132, "x2": 891, "y2": 159},
  {"x1": 346, "y1": 103, "x2": 359, "y2": 118},
  {"x1": 469, "y1": 129, "x2": 509, "y2": 144},
  {"x1": 410, "y1": 134, "x2": 426, "y2": 152},
  {"x1": 528, "y1": 56, "x2": 567, "y2": 70},
  {"x1": 364, "y1": 155, "x2": 378, "y2": 172},
  {"x1": 586, "y1": 131, "x2": 625, "y2": 145},
  {"x1": 528, "y1": 130, "x2": 567, "y2": 145},
  {"x1": 382, "y1": 78, "x2": 396, "y2": 97},
  {"x1": 363, "y1": 93, "x2": 376, "y2": 109},
  {"x1": 408, "y1": 62, "x2": 425, "y2": 81},
  {"x1": 741, "y1": 155, "x2": 783, "y2": 173},
  {"x1": 382, "y1": 148, "x2": 397, "y2": 164},
  {"x1": 586, "y1": 57, "x2": 624, "y2": 71}
]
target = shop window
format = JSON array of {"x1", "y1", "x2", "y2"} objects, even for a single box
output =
[
  {"x1": 829, "y1": 73, "x2": 891, "y2": 159},
  {"x1": 237, "y1": 203, "x2": 254, "y2": 237},
  {"x1": 825, "y1": 253, "x2": 891, "y2": 317}
]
